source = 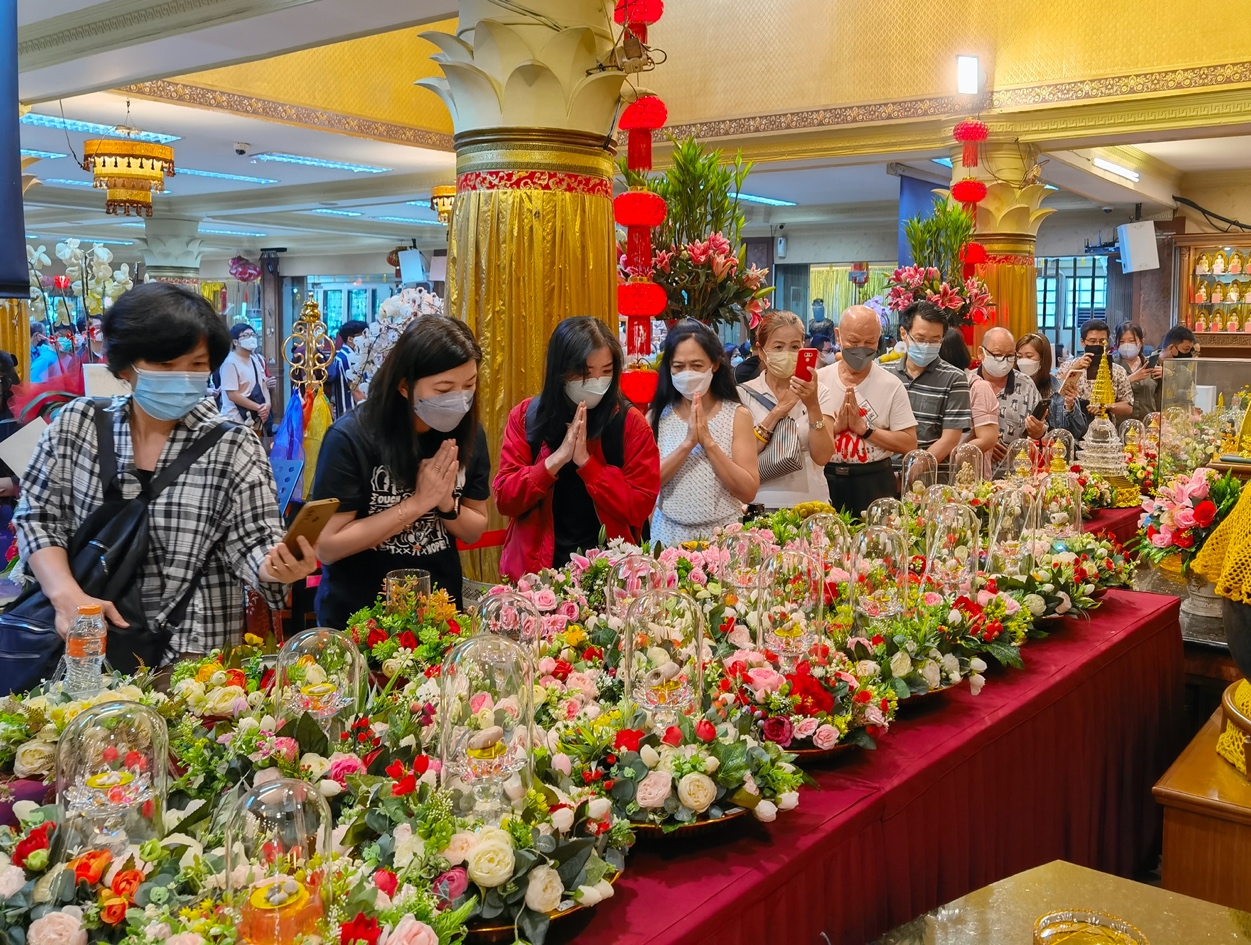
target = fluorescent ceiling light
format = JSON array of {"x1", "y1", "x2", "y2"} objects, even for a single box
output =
[
  {"x1": 20, "y1": 112, "x2": 179, "y2": 143},
  {"x1": 76, "y1": 239, "x2": 135, "y2": 246},
  {"x1": 25, "y1": 233, "x2": 38, "y2": 239},
  {"x1": 200, "y1": 227, "x2": 268, "y2": 237},
  {"x1": 179, "y1": 168, "x2": 278, "y2": 184},
  {"x1": 117, "y1": 222, "x2": 146, "y2": 228},
  {"x1": 1043, "y1": 184, "x2": 1059, "y2": 191},
  {"x1": 40, "y1": 178, "x2": 94, "y2": 187},
  {"x1": 308, "y1": 208, "x2": 363, "y2": 217},
  {"x1": 20, "y1": 148, "x2": 67, "y2": 159},
  {"x1": 1092, "y1": 156, "x2": 1140, "y2": 182},
  {"x1": 734, "y1": 192, "x2": 796, "y2": 207},
  {"x1": 932, "y1": 157, "x2": 954, "y2": 168},
  {"x1": 375, "y1": 215, "x2": 442, "y2": 224},
  {"x1": 252, "y1": 152, "x2": 390, "y2": 174},
  {"x1": 956, "y1": 55, "x2": 979, "y2": 95}
]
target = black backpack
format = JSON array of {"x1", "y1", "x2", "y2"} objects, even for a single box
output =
[{"x1": 0, "y1": 402, "x2": 232, "y2": 694}]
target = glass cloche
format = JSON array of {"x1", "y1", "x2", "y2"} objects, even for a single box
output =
[
  {"x1": 850, "y1": 525, "x2": 907, "y2": 619},
  {"x1": 274, "y1": 628, "x2": 366, "y2": 740},
  {"x1": 1037, "y1": 440, "x2": 1082, "y2": 538},
  {"x1": 924, "y1": 503, "x2": 979, "y2": 595},
  {"x1": 622, "y1": 587, "x2": 705, "y2": 733},
  {"x1": 476, "y1": 589, "x2": 543, "y2": 656},
  {"x1": 758, "y1": 550, "x2": 825, "y2": 672},
  {"x1": 56, "y1": 700, "x2": 168, "y2": 856},
  {"x1": 900, "y1": 449, "x2": 938, "y2": 499}
]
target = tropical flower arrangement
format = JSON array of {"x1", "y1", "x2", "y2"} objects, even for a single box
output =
[
  {"x1": 887, "y1": 198, "x2": 993, "y2": 328},
  {"x1": 1136, "y1": 467, "x2": 1243, "y2": 572},
  {"x1": 27, "y1": 239, "x2": 134, "y2": 322}
]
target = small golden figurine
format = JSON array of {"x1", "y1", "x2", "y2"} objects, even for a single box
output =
[
  {"x1": 1196, "y1": 281, "x2": 1209, "y2": 304},
  {"x1": 1197, "y1": 253, "x2": 1212, "y2": 275},
  {"x1": 1215, "y1": 251, "x2": 1228, "y2": 274},
  {"x1": 1232, "y1": 251, "x2": 1245, "y2": 274},
  {"x1": 1195, "y1": 312, "x2": 1208, "y2": 332}
]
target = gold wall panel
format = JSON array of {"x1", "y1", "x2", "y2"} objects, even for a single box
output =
[{"x1": 174, "y1": 19, "x2": 458, "y2": 135}]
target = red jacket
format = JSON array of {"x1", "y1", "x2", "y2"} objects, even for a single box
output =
[{"x1": 494, "y1": 397, "x2": 660, "y2": 581}]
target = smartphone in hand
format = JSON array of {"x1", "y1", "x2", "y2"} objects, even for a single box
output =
[
  {"x1": 282, "y1": 498, "x2": 340, "y2": 559},
  {"x1": 795, "y1": 348, "x2": 818, "y2": 381},
  {"x1": 1031, "y1": 399, "x2": 1050, "y2": 420},
  {"x1": 1084, "y1": 344, "x2": 1104, "y2": 380}
]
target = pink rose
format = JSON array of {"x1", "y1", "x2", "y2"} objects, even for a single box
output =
[
  {"x1": 271, "y1": 737, "x2": 298, "y2": 765},
  {"x1": 812, "y1": 724, "x2": 839, "y2": 750},
  {"x1": 539, "y1": 674, "x2": 560, "y2": 688},
  {"x1": 1173, "y1": 507, "x2": 1196, "y2": 530},
  {"x1": 636, "y1": 770, "x2": 673, "y2": 808},
  {"x1": 469, "y1": 692, "x2": 494, "y2": 714},
  {"x1": 1150, "y1": 529, "x2": 1173, "y2": 548},
  {"x1": 533, "y1": 588, "x2": 558, "y2": 612},
  {"x1": 495, "y1": 696, "x2": 521, "y2": 720},
  {"x1": 538, "y1": 656, "x2": 557, "y2": 676},
  {"x1": 551, "y1": 752, "x2": 572, "y2": 777},
  {"x1": 542, "y1": 614, "x2": 569, "y2": 637},
  {"x1": 441, "y1": 832, "x2": 477, "y2": 867},
  {"x1": 564, "y1": 672, "x2": 598, "y2": 700},
  {"x1": 432, "y1": 867, "x2": 469, "y2": 905},
  {"x1": 383, "y1": 914, "x2": 439, "y2": 945},
  {"x1": 557, "y1": 600, "x2": 579, "y2": 620},
  {"x1": 658, "y1": 547, "x2": 680, "y2": 568},
  {"x1": 28, "y1": 912, "x2": 87, "y2": 945},
  {"x1": 688, "y1": 568, "x2": 708, "y2": 586},
  {"x1": 167, "y1": 936, "x2": 206, "y2": 945},
  {"x1": 328, "y1": 754, "x2": 366, "y2": 786},
  {"x1": 746, "y1": 667, "x2": 785, "y2": 699},
  {"x1": 726, "y1": 624, "x2": 753, "y2": 648},
  {"x1": 793, "y1": 717, "x2": 819, "y2": 740},
  {"x1": 1187, "y1": 473, "x2": 1211, "y2": 500}
]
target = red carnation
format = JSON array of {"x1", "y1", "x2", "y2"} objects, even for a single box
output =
[
  {"x1": 1194, "y1": 499, "x2": 1217, "y2": 527},
  {"x1": 340, "y1": 913, "x2": 381, "y2": 945},
  {"x1": 613, "y1": 728, "x2": 644, "y2": 753},
  {"x1": 695, "y1": 719, "x2": 717, "y2": 742}
]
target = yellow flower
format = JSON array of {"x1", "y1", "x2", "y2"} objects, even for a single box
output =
[
  {"x1": 563, "y1": 626, "x2": 587, "y2": 647},
  {"x1": 195, "y1": 662, "x2": 223, "y2": 683},
  {"x1": 243, "y1": 633, "x2": 262, "y2": 646}
]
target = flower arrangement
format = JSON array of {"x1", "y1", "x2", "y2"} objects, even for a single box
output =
[
  {"x1": 27, "y1": 239, "x2": 133, "y2": 323},
  {"x1": 621, "y1": 137, "x2": 774, "y2": 330},
  {"x1": 345, "y1": 589, "x2": 464, "y2": 679},
  {"x1": 1136, "y1": 467, "x2": 1243, "y2": 572},
  {"x1": 1076, "y1": 469, "x2": 1114, "y2": 514},
  {"x1": 886, "y1": 198, "x2": 992, "y2": 328}
]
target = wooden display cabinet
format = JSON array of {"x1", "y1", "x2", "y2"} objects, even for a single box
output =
[{"x1": 1176, "y1": 234, "x2": 1251, "y2": 358}]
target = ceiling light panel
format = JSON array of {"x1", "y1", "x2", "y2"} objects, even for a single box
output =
[
  {"x1": 252, "y1": 152, "x2": 391, "y2": 174},
  {"x1": 308, "y1": 208, "x2": 363, "y2": 217},
  {"x1": 734, "y1": 192, "x2": 797, "y2": 207},
  {"x1": 20, "y1": 112, "x2": 179, "y2": 143},
  {"x1": 179, "y1": 168, "x2": 278, "y2": 184},
  {"x1": 21, "y1": 149, "x2": 68, "y2": 159}
]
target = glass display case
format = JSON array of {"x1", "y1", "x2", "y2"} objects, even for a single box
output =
[
  {"x1": 1175, "y1": 234, "x2": 1251, "y2": 358},
  {"x1": 1158, "y1": 356, "x2": 1251, "y2": 480}
]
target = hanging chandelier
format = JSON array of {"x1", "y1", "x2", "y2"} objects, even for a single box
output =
[
  {"x1": 430, "y1": 185, "x2": 455, "y2": 225},
  {"x1": 79, "y1": 101, "x2": 175, "y2": 217}
]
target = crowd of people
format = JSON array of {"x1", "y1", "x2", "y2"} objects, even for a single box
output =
[{"x1": 7, "y1": 284, "x2": 1200, "y2": 665}]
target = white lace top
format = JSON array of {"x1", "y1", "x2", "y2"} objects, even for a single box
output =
[{"x1": 651, "y1": 400, "x2": 743, "y2": 546}]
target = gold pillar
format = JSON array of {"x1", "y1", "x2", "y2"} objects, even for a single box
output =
[
  {"x1": 447, "y1": 131, "x2": 617, "y2": 582},
  {"x1": 951, "y1": 142, "x2": 1054, "y2": 342},
  {"x1": 0, "y1": 299, "x2": 28, "y2": 382}
]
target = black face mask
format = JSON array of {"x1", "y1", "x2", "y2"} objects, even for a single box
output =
[{"x1": 1172, "y1": 350, "x2": 1193, "y2": 359}]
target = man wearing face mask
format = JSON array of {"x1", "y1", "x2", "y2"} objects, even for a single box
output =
[
  {"x1": 975, "y1": 327, "x2": 1039, "y2": 465},
  {"x1": 1058, "y1": 320, "x2": 1133, "y2": 418},
  {"x1": 817, "y1": 306, "x2": 917, "y2": 514},
  {"x1": 219, "y1": 323, "x2": 270, "y2": 432},
  {"x1": 889, "y1": 301, "x2": 971, "y2": 466},
  {"x1": 49, "y1": 324, "x2": 81, "y2": 379}
]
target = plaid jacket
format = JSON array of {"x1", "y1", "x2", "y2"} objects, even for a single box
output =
[{"x1": 14, "y1": 397, "x2": 287, "y2": 655}]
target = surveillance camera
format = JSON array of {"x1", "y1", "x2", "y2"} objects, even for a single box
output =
[
  {"x1": 1102, "y1": 206, "x2": 1114, "y2": 213},
  {"x1": 234, "y1": 142, "x2": 250, "y2": 156},
  {"x1": 778, "y1": 223, "x2": 785, "y2": 230}
]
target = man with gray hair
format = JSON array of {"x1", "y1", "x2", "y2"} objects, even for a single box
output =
[
  {"x1": 975, "y1": 326, "x2": 1041, "y2": 466},
  {"x1": 817, "y1": 305, "x2": 917, "y2": 515}
]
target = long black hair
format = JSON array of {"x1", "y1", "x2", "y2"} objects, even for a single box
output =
[
  {"x1": 535, "y1": 316, "x2": 626, "y2": 448},
  {"x1": 359, "y1": 316, "x2": 482, "y2": 490},
  {"x1": 939, "y1": 328, "x2": 971, "y2": 370},
  {"x1": 650, "y1": 319, "x2": 738, "y2": 439}
]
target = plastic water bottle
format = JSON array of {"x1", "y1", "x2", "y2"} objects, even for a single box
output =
[{"x1": 64, "y1": 604, "x2": 106, "y2": 696}]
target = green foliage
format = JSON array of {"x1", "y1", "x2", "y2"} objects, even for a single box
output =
[{"x1": 903, "y1": 197, "x2": 975, "y2": 283}]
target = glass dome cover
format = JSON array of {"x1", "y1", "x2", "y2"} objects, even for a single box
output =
[
  {"x1": 56, "y1": 700, "x2": 168, "y2": 857},
  {"x1": 900, "y1": 449, "x2": 938, "y2": 499},
  {"x1": 274, "y1": 628, "x2": 366, "y2": 739},
  {"x1": 623, "y1": 587, "x2": 705, "y2": 733}
]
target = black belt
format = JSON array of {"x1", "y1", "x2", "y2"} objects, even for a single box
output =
[{"x1": 827, "y1": 457, "x2": 893, "y2": 477}]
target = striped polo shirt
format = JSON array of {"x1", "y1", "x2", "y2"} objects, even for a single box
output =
[{"x1": 889, "y1": 357, "x2": 972, "y2": 453}]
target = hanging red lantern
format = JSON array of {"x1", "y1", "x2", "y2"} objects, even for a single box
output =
[
  {"x1": 619, "y1": 95, "x2": 668, "y2": 171},
  {"x1": 614, "y1": 0, "x2": 664, "y2": 42},
  {"x1": 951, "y1": 178, "x2": 987, "y2": 216},
  {"x1": 615, "y1": 189, "x2": 667, "y2": 272},
  {"x1": 618, "y1": 279, "x2": 667, "y2": 317},
  {"x1": 952, "y1": 118, "x2": 989, "y2": 169},
  {"x1": 960, "y1": 241, "x2": 988, "y2": 265}
]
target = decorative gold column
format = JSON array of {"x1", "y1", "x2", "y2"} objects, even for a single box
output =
[
  {"x1": 951, "y1": 141, "x2": 1054, "y2": 341},
  {"x1": 420, "y1": 2, "x2": 628, "y2": 583}
]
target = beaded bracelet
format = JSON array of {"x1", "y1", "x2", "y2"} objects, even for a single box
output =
[{"x1": 754, "y1": 424, "x2": 773, "y2": 444}]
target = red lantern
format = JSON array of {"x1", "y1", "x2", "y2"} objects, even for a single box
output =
[
  {"x1": 619, "y1": 95, "x2": 668, "y2": 171},
  {"x1": 618, "y1": 279, "x2": 667, "y2": 317},
  {"x1": 52, "y1": 275, "x2": 71, "y2": 291},
  {"x1": 615, "y1": 189, "x2": 667, "y2": 272},
  {"x1": 960, "y1": 241, "x2": 988, "y2": 279},
  {"x1": 951, "y1": 178, "x2": 987, "y2": 216},
  {"x1": 614, "y1": 0, "x2": 663, "y2": 42},
  {"x1": 952, "y1": 118, "x2": 989, "y2": 168},
  {"x1": 619, "y1": 369, "x2": 660, "y2": 407}
]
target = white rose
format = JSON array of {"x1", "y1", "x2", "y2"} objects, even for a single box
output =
[
  {"x1": 969, "y1": 674, "x2": 986, "y2": 696},
  {"x1": 753, "y1": 799, "x2": 778, "y2": 823},
  {"x1": 236, "y1": 717, "x2": 260, "y2": 735},
  {"x1": 854, "y1": 660, "x2": 880, "y2": 678},
  {"x1": 777, "y1": 791, "x2": 799, "y2": 811},
  {"x1": 969, "y1": 657, "x2": 987, "y2": 673},
  {"x1": 0, "y1": 863, "x2": 27, "y2": 899},
  {"x1": 703, "y1": 755, "x2": 719, "y2": 774},
  {"x1": 550, "y1": 807, "x2": 575, "y2": 833},
  {"x1": 300, "y1": 753, "x2": 331, "y2": 781},
  {"x1": 318, "y1": 780, "x2": 342, "y2": 798},
  {"x1": 259, "y1": 715, "x2": 277, "y2": 732},
  {"x1": 394, "y1": 824, "x2": 426, "y2": 870},
  {"x1": 940, "y1": 653, "x2": 960, "y2": 678},
  {"x1": 13, "y1": 740, "x2": 56, "y2": 778},
  {"x1": 889, "y1": 651, "x2": 912, "y2": 679},
  {"x1": 1023, "y1": 594, "x2": 1046, "y2": 616},
  {"x1": 645, "y1": 646, "x2": 672, "y2": 667},
  {"x1": 202, "y1": 686, "x2": 247, "y2": 718},
  {"x1": 303, "y1": 664, "x2": 328, "y2": 685},
  {"x1": 382, "y1": 657, "x2": 406, "y2": 680},
  {"x1": 919, "y1": 660, "x2": 942, "y2": 690},
  {"x1": 585, "y1": 797, "x2": 611, "y2": 820},
  {"x1": 524, "y1": 865, "x2": 564, "y2": 914},
  {"x1": 639, "y1": 745, "x2": 660, "y2": 769},
  {"x1": 576, "y1": 884, "x2": 603, "y2": 907},
  {"x1": 676, "y1": 772, "x2": 717, "y2": 814},
  {"x1": 465, "y1": 834, "x2": 515, "y2": 888},
  {"x1": 504, "y1": 774, "x2": 527, "y2": 801}
]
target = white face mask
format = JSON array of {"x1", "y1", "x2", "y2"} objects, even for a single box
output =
[
  {"x1": 980, "y1": 352, "x2": 1015, "y2": 378},
  {"x1": 565, "y1": 376, "x2": 612, "y2": 409},
  {"x1": 238, "y1": 336, "x2": 258, "y2": 352},
  {"x1": 671, "y1": 369, "x2": 713, "y2": 400},
  {"x1": 1016, "y1": 357, "x2": 1041, "y2": 377},
  {"x1": 1118, "y1": 343, "x2": 1140, "y2": 359},
  {"x1": 413, "y1": 389, "x2": 474, "y2": 432}
]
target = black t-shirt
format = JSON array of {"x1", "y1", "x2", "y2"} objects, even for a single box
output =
[
  {"x1": 552, "y1": 465, "x2": 600, "y2": 567},
  {"x1": 310, "y1": 411, "x2": 491, "y2": 627}
]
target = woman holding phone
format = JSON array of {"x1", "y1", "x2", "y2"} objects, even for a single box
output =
[
  {"x1": 1016, "y1": 332, "x2": 1091, "y2": 442},
  {"x1": 737, "y1": 310, "x2": 836, "y2": 511},
  {"x1": 310, "y1": 317, "x2": 490, "y2": 624}
]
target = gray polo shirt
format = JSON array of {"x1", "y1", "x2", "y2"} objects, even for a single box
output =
[{"x1": 889, "y1": 357, "x2": 972, "y2": 452}]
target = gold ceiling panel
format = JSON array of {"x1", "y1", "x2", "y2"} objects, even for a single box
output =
[{"x1": 173, "y1": 19, "x2": 458, "y2": 136}]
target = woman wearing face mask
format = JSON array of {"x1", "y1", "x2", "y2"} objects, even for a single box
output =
[
  {"x1": 14, "y1": 283, "x2": 316, "y2": 660},
  {"x1": 310, "y1": 318, "x2": 489, "y2": 623},
  {"x1": 648, "y1": 320, "x2": 759, "y2": 546},
  {"x1": 1113, "y1": 322, "x2": 1157, "y2": 422},
  {"x1": 738, "y1": 310, "x2": 836, "y2": 511},
  {"x1": 219, "y1": 323, "x2": 270, "y2": 432},
  {"x1": 1015, "y1": 332, "x2": 1090, "y2": 442},
  {"x1": 495, "y1": 316, "x2": 659, "y2": 580}
]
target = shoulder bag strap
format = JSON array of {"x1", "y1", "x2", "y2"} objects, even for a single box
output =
[
  {"x1": 147, "y1": 422, "x2": 237, "y2": 500},
  {"x1": 91, "y1": 399, "x2": 120, "y2": 496},
  {"x1": 742, "y1": 386, "x2": 778, "y2": 412}
]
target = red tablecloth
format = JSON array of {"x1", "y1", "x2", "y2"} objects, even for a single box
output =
[
  {"x1": 560, "y1": 590, "x2": 1183, "y2": 945},
  {"x1": 1085, "y1": 506, "x2": 1142, "y2": 546}
]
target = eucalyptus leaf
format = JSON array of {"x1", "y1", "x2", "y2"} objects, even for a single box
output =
[{"x1": 517, "y1": 906, "x2": 551, "y2": 945}]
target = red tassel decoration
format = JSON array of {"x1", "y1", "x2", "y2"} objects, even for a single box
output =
[
  {"x1": 626, "y1": 227, "x2": 652, "y2": 273},
  {"x1": 628, "y1": 131, "x2": 652, "y2": 172},
  {"x1": 619, "y1": 95, "x2": 668, "y2": 172}
]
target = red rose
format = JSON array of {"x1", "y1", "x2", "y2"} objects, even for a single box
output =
[
  {"x1": 340, "y1": 913, "x2": 382, "y2": 945},
  {"x1": 552, "y1": 660, "x2": 573, "y2": 682},
  {"x1": 413, "y1": 755, "x2": 431, "y2": 776},
  {"x1": 102, "y1": 746, "x2": 119, "y2": 763},
  {"x1": 870, "y1": 634, "x2": 885, "y2": 648},
  {"x1": 260, "y1": 667, "x2": 276, "y2": 691},
  {"x1": 385, "y1": 759, "x2": 405, "y2": 779},
  {"x1": 12, "y1": 821, "x2": 54, "y2": 869},
  {"x1": 1174, "y1": 531, "x2": 1195, "y2": 549},
  {"x1": 661, "y1": 726, "x2": 683, "y2": 746},
  {"x1": 373, "y1": 869, "x2": 398, "y2": 898},
  {"x1": 366, "y1": 626, "x2": 387, "y2": 649},
  {"x1": 398, "y1": 631, "x2": 419, "y2": 651},
  {"x1": 695, "y1": 720, "x2": 717, "y2": 742},
  {"x1": 1194, "y1": 500, "x2": 1217, "y2": 527},
  {"x1": 761, "y1": 716, "x2": 793, "y2": 747},
  {"x1": 124, "y1": 750, "x2": 147, "y2": 772},
  {"x1": 391, "y1": 774, "x2": 416, "y2": 797},
  {"x1": 613, "y1": 728, "x2": 644, "y2": 753},
  {"x1": 854, "y1": 688, "x2": 872, "y2": 704}
]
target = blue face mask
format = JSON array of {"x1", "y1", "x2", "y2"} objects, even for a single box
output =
[
  {"x1": 132, "y1": 368, "x2": 210, "y2": 421},
  {"x1": 907, "y1": 341, "x2": 941, "y2": 367}
]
